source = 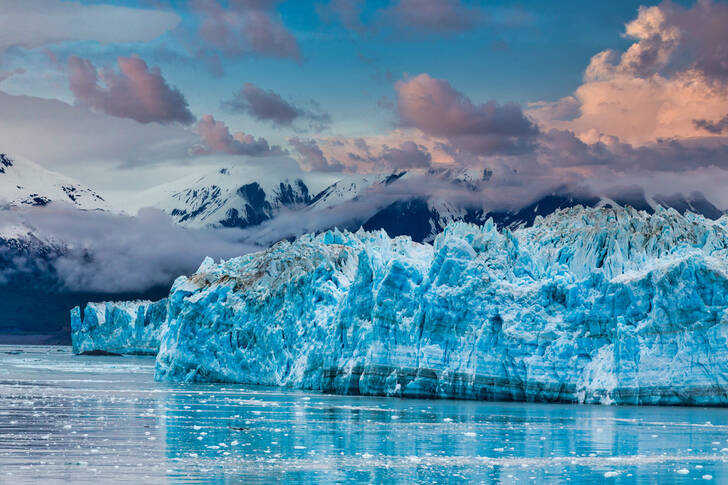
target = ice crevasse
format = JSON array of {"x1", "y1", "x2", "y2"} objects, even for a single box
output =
[{"x1": 74, "y1": 206, "x2": 728, "y2": 405}]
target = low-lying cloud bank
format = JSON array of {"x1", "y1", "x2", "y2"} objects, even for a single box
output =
[
  {"x1": 3, "y1": 159, "x2": 728, "y2": 296},
  {"x1": 0, "y1": 205, "x2": 256, "y2": 293}
]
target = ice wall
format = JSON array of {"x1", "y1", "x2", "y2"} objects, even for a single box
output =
[
  {"x1": 71, "y1": 299, "x2": 167, "y2": 355},
  {"x1": 150, "y1": 206, "x2": 728, "y2": 405}
]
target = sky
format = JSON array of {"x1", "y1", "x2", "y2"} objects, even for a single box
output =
[{"x1": 1, "y1": 0, "x2": 728, "y2": 206}]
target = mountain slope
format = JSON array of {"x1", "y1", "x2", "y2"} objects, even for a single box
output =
[
  {"x1": 0, "y1": 152, "x2": 108, "y2": 210},
  {"x1": 139, "y1": 166, "x2": 725, "y2": 244},
  {"x1": 130, "y1": 166, "x2": 341, "y2": 230}
]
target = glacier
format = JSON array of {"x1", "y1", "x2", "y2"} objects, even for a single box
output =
[
  {"x1": 71, "y1": 299, "x2": 167, "y2": 355},
  {"x1": 76, "y1": 206, "x2": 728, "y2": 405}
]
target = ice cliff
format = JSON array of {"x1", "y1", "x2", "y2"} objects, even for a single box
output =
[
  {"x1": 77, "y1": 206, "x2": 728, "y2": 405},
  {"x1": 71, "y1": 299, "x2": 167, "y2": 355}
]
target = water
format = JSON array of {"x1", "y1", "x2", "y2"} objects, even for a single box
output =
[{"x1": 1, "y1": 346, "x2": 727, "y2": 484}]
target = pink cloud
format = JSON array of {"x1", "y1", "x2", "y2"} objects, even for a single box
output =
[
  {"x1": 528, "y1": 0, "x2": 728, "y2": 145},
  {"x1": 191, "y1": 0, "x2": 301, "y2": 67},
  {"x1": 395, "y1": 73, "x2": 538, "y2": 155},
  {"x1": 191, "y1": 114, "x2": 281, "y2": 156},
  {"x1": 68, "y1": 55, "x2": 194, "y2": 125},
  {"x1": 288, "y1": 137, "x2": 344, "y2": 172}
]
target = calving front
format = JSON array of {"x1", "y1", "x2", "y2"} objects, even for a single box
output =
[{"x1": 73, "y1": 206, "x2": 728, "y2": 405}]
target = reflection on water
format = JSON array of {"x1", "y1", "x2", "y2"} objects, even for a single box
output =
[{"x1": 1, "y1": 345, "x2": 727, "y2": 484}]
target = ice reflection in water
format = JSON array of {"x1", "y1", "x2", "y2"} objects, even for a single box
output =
[{"x1": 1, "y1": 345, "x2": 728, "y2": 484}]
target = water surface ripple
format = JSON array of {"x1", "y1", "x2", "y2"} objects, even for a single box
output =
[{"x1": 1, "y1": 345, "x2": 727, "y2": 484}]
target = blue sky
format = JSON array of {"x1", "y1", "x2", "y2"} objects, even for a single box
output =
[
  {"x1": 1, "y1": 0, "x2": 654, "y2": 142},
  {"x1": 1, "y1": 0, "x2": 727, "y2": 206}
]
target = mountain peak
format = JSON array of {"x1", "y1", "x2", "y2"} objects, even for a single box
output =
[{"x1": 0, "y1": 152, "x2": 108, "y2": 211}]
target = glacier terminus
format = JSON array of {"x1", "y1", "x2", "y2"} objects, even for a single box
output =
[{"x1": 72, "y1": 206, "x2": 728, "y2": 405}]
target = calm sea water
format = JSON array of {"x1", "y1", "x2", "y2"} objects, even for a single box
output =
[{"x1": 1, "y1": 345, "x2": 728, "y2": 484}]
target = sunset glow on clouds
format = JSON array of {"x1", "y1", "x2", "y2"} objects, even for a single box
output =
[{"x1": 0, "y1": 0, "x2": 727, "y2": 202}]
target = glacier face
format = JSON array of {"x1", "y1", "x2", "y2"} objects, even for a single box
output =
[
  {"x1": 151, "y1": 206, "x2": 728, "y2": 405},
  {"x1": 71, "y1": 299, "x2": 167, "y2": 355}
]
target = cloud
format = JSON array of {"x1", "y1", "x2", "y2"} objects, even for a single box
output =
[
  {"x1": 317, "y1": 0, "x2": 485, "y2": 37},
  {"x1": 0, "y1": 89, "x2": 197, "y2": 169},
  {"x1": 0, "y1": 204, "x2": 256, "y2": 293},
  {"x1": 191, "y1": 115, "x2": 282, "y2": 156},
  {"x1": 529, "y1": 0, "x2": 728, "y2": 145},
  {"x1": 378, "y1": 141, "x2": 432, "y2": 169},
  {"x1": 380, "y1": 0, "x2": 484, "y2": 33},
  {"x1": 222, "y1": 82, "x2": 331, "y2": 131},
  {"x1": 694, "y1": 114, "x2": 728, "y2": 134},
  {"x1": 190, "y1": 0, "x2": 301, "y2": 70},
  {"x1": 68, "y1": 56, "x2": 195, "y2": 125},
  {"x1": 317, "y1": 0, "x2": 366, "y2": 33},
  {"x1": 343, "y1": 138, "x2": 432, "y2": 170},
  {"x1": 0, "y1": 0, "x2": 180, "y2": 53},
  {"x1": 288, "y1": 137, "x2": 344, "y2": 172},
  {"x1": 395, "y1": 73, "x2": 539, "y2": 155}
]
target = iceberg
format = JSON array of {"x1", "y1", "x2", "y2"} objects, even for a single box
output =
[
  {"x1": 71, "y1": 299, "x2": 167, "y2": 355},
  {"x1": 73, "y1": 206, "x2": 728, "y2": 405}
]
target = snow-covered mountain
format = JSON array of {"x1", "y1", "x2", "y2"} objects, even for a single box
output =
[
  {"x1": 0, "y1": 152, "x2": 159, "y2": 343},
  {"x1": 0, "y1": 152, "x2": 108, "y2": 211},
  {"x1": 75, "y1": 206, "x2": 728, "y2": 406},
  {"x1": 131, "y1": 166, "x2": 495, "y2": 242},
  {"x1": 131, "y1": 166, "x2": 334, "y2": 230},
  {"x1": 137, "y1": 165, "x2": 725, "y2": 244}
]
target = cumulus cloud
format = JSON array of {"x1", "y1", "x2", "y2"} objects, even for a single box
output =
[
  {"x1": 289, "y1": 137, "x2": 344, "y2": 172},
  {"x1": 395, "y1": 73, "x2": 539, "y2": 155},
  {"x1": 191, "y1": 115, "x2": 282, "y2": 156},
  {"x1": 190, "y1": 0, "x2": 301, "y2": 71},
  {"x1": 529, "y1": 0, "x2": 728, "y2": 145},
  {"x1": 68, "y1": 56, "x2": 195, "y2": 125},
  {"x1": 222, "y1": 82, "x2": 331, "y2": 131},
  {"x1": 0, "y1": 0, "x2": 179, "y2": 53}
]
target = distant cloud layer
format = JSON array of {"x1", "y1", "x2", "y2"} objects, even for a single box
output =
[
  {"x1": 0, "y1": 205, "x2": 256, "y2": 293},
  {"x1": 381, "y1": 0, "x2": 483, "y2": 33},
  {"x1": 223, "y1": 83, "x2": 331, "y2": 131},
  {"x1": 69, "y1": 56, "x2": 195, "y2": 125},
  {"x1": 192, "y1": 115, "x2": 281, "y2": 156},
  {"x1": 0, "y1": 0, "x2": 180, "y2": 53},
  {"x1": 318, "y1": 0, "x2": 484, "y2": 35},
  {"x1": 288, "y1": 137, "x2": 343, "y2": 172}
]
